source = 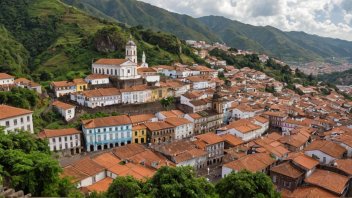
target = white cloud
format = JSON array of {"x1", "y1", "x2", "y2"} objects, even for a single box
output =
[{"x1": 139, "y1": 0, "x2": 352, "y2": 41}]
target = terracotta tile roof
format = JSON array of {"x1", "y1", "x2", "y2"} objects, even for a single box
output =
[
  {"x1": 82, "y1": 115, "x2": 131, "y2": 129},
  {"x1": 120, "y1": 84, "x2": 149, "y2": 92},
  {"x1": 132, "y1": 124, "x2": 147, "y2": 130},
  {"x1": 92, "y1": 152, "x2": 121, "y2": 169},
  {"x1": 129, "y1": 114, "x2": 155, "y2": 124},
  {"x1": 0, "y1": 104, "x2": 33, "y2": 120},
  {"x1": 73, "y1": 78, "x2": 86, "y2": 84},
  {"x1": 137, "y1": 67, "x2": 157, "y2": 73},
  {"x1": 85, "y1": 177, "x2": 113, "y2": 193},
  {"x1": 173, "y1": 148, "x2": 207, "y2": 163},
  {"x1": 112, "y1": 144, "x2": 146, "y2": 159},
  {"x1": 108, "y1": 163, "x2": 155, "y2": 180},
  {"x1": 263, "y1": 111, "x2": 288, "y2": 118},
  {"x1": 14, "y1": 78, "x2": 40, "y2": 87},
  {"x1": 304, "y1": 169, "x2": 349, "y2": 195},
  {"x1": 71, "y1": 157, "x2": 105, "y2": 176},
  {"x1": 144, "y1": 121, "x2": 174, "y2": 131},
  {"x1": 192, "y1": 65, "x2": 216, "y2": 72},
  {"x1": 290, "y1": 153, "x2": 319, "y2": 170},
  {"x1": 80, "y1": 88, "x2": 120, "y2": 98},
  {"x1": 165, "y1": 117, "x2": 191, "y2": 127},
  {"x1": 39, "y1": 128, "x2": 80, "y2": 138},
  {"x1": 187, "y1": 113, "x2": 202, "y2": 119},
  {"x1": 62, "y1": 165, "x2": 89, "y2": 183},
  {"x1": 195, "y1": 132, "x2": 224, "y2": 146},
  {"x1": 224, "y1": 153, "x2": 276, "y2": 172},
  {"x1": 283, "y1": 186, "x2": 337, "y2": 198},
  {"x1": 52, "y1": 100, "x2": 75, "y2": 110},
  {"x1": 221, "y1": 134, "x2": 244, "y2": 146},
  {"x1": 334, "y1": 159, "x2": 352, "y2": 175},
  {"x1": 304, "y1": 140, "x2": 346, "y2": 158},
  {"x1": 51, "y1": 80, "x2": 76, "y2": 87},
  {"x1": 94, "y1": 58, "x2": 129, "y2": 65},
  {"x1": 227, "y1": 119, "x2": 261, "y2": 134},
  {"x1": 270, "y1": 161, "x2": 304, "y2": 178},
  {"x1": 158, "y1": 110, "x2": 184, "y2": 118},
  {"x1": 253, "y1": 115, "x2": 269, "y2": 123},
  {"x1": 85, "y1": 74, "x2": 109, "y2": 80},
  {"x1": 0, "y1": 73, "x2": 14, "y2": 79}
]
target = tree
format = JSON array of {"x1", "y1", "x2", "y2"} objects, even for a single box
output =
[
  {"x1": 106, "y1": 176, "x2": 143, "y2": 198},
  {"x1": 147, "y1": 166, "x2": 216, "y2": 198},
  {"x1": 160, "y1": 96, "x2": 175, "y2": 110},
  {"x1": 0, "y1": 129, "x2": 81, "y2": 197},
  {"x1": 216, "y1": 170, "x2": 280, "y2": 198}
]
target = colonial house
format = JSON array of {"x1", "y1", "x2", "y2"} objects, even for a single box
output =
[
  {"x1": 145, "y1": 121, "x2": 175, "y2": 144},
  {"x1": 222, "y1": 153, "x2": 276, "y2": 177},
  {"x1": 191, "y1": 65, "x2": 217, "y2": 77},
  {"x1": 184, "y1": 110, "x2": 223, "y2": 134},
  {"x1": 132, "y1": 124, "x2": 147, "y2": 144},
  {"x1": 194, "y1": 133, "x2": 225, "y2": 166},
  {"x1": 230, "y1": 104, "x2": 256, "y2": 120},
  {"x1": 304, "y1": 140, "x2": 347, "y2": 164},
  {"x1": 185, "y1": 76, "x2": 215, "y2": 90},
  {"x1": 52, "y1": 100, "x2": 76, "y2": 121},
  {"x1": 263, "y1": 111, "x2": 288, "y2": 129},
  {"x1": 14, "y1": 78, "x2": 42, "y2": 94},
  {"x1": 0, "y1": 104, "x2": 33, "y2": 133},
  {"x1": 82, "y1": 115, "x2": 133, "y2": 152},
  {"x1": 84, "y1": 74, "x2": 110, "y2": 85},
  {"x1": 120, "y1": 85, "x2": 152, "y2": 104},
  {"x1": 165, "y1": 117, "x2": 194, "y2": 140},
  {"x1": 270, "y1": 161, "x2": 305, "y2": 191},
  {"x1": 137, "y1": 67, "x2": 160, "y2": 82},
  {"x1": 73, "y1": 78, "x2": 88, "y2": 92},
  {"x1": 217, "y1": 119, "x2": 267, "y2": 141},
  {"x1": 153, "y1": 140, "x2": 207, "y2": 169},
  {"x1": 62, "y1": 157, "x2": 106, "y2": 188},
  {"x1": 71, "y1": 88, "x2": 121, "y2": 108},
  {"x1": 150, "y1": 85, "x2": 169, "y2": 102},
  {"x1": 51, "y1": 80, "x2": 77, "y2": 97},
  {"x1": 39, "y1": 128, "x2": 82, "y2": 155},
  {"x1": 156, "y1": 110, "x2": 184, "y2": 121},
  {"x1": 129, "y1": 114, "x2": 157, "y2": 126},
  {"x1": 0, "y1": 73, "x2": 14, "y2": 85}
]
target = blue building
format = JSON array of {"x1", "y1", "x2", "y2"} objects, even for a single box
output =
[{"x1": 82, "y1": 115, "x2": 132, "y2": 152}]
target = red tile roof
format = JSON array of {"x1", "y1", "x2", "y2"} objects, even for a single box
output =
[
  {"x1": 52, "y1": 100, "x2": 75, "y2": 110},
  {"x1": 82, "y1": 115, "x2": 131, "y2": 129},
  {"x1": 39, "y1": 128, "x2": 80, "y2": 138},
  {"x1": 94, "y1": 58, "x2": 129, "y2": 65},
  {"x1": 0, "y1": 73, "x2": 14, "y2": 79},
  {"x1": 0, "y1": 105, "x2": 33, "y2": 120}
]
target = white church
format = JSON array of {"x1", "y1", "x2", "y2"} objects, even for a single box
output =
[{"x1": 92, "y1": 39, "x2": 149, "y2": 80}]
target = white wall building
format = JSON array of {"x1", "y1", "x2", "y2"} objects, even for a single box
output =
[
  {"x1": 39, "y1": 128, "x2": 82, "y2": 155},
  {"x1": 0, "y1": 105, "x2": 33, "y2": 133},
  {"x1": 52, "y1": 101, "x2": 76, "y2": 121},
  {"x1": 0, "y1": 73, "x2": 14, "y2": 85},
  {"x1": 120, "y1": 85, "x2": 152, "y2": 104},
  {"x1": 71, "y1": 88, "x2": 121, "y2": 108},
  {"x1": 85, "y1": 74, "x2": 110, "y2": 85},
  {"x1": 165, "y1": 117, "x2": 194, "y2": 140}
]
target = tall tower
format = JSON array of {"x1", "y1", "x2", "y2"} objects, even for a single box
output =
[
  {"x1": 140, "y1": 51, "x2": 149, "y2": 68},
  {"x1": 125, "y1": 38, "x2": 137, "y2": 64}
]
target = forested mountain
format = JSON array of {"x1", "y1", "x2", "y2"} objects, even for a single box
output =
[
  {"x1": 62, "y1": 0, "x2": 352, "y2": 62},
  {"x1": 0, "y1": 0, "x2": 199, "y2": 81}
]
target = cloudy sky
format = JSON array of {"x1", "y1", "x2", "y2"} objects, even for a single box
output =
[{"x1": 139, "y1": 0, "x2": 352, "y2": 41}]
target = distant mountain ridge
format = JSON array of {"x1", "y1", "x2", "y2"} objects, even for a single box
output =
[{"x1": 62, "y1": 0, "x2": 352, "y2": 62}]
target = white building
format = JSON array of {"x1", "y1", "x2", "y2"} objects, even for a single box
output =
[
  {"x1": 165, "y1": 117, "x2": 194, "y2": 140},
  {"x1": 217, "y1": 119, "x2": 266, "y2": 141},
  {"x1": 0, "y1": 104, "x2": 33, "y2": 133},
  {"x1": 71, "y1": 88, "x2": 121, "y2": 108},
  {"x1": 230, "y1": 104, "x2": 256, "y2": 120},
  {"x1": 14, "y1": 78, "x2": 42, "y2": 94},
  {"x1": 120, "y1": 85, "x2": 152, "y2": 104},
  {"x1": 0, "y1": 73, "x2": 14, "y2": 85},
  {"x1": 137, "y1": 68, "x2": 160, "y2": 82},
  {"x1": 39, "y1": 128, "x2": 82, "y2": 155},
  {"x1": 304, "y1": 140, "x2": 347, "y2": 164},
  {"x1": 92, "y1": 39, "x2": 147, "y2": 80},
  {"x1": 51, "y1": 81, "x2": 77, "y2": 97},
  {"x1": 85, "y1": 74, "x2": 110, "y2": 85},
  {"x1": 52, "y1": 101, "x2": 76, "y2": 121}
]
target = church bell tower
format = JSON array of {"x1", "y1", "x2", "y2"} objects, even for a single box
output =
[{"x1": 125, "y1": 37, "x2": 137, "y2": 64}]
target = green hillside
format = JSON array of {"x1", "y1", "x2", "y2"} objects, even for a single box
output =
[
  {"x1": 61, "y1": 0, "x2": 352, "y2": 63},
  {"x1": 0, "y1": 0, "x2": 199, "y2": 81},
  {"x1": 62, "y1": 0, "x2": 220, "y2": 42},
  {"x1": 318, "y1": 69, "x2": 352, "y2": 85}
]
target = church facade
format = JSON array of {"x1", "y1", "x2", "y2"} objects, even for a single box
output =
[{"x1": 92, "y1": 39, "x2": 148, "y2": 80}]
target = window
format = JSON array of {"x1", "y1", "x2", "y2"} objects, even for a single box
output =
[
  {"x1": 20, "y1": 117, "x2": 24, "y2": 123},
  {"x1": 135, "y1": 131, "x2": 138, "y2": 136},
  {"x1": 13, "y1": 119, "x2": 17, "y2": 125},
  {"x1": 70, "y1": 136, "x2": 72, "y2": 140},
  {"x1": 64, "y1": 137, "x2": 67, "y2": 141},
  {"x1": 59, "y1": 137, "x2": 61, "y2": 142},
  {"x1": 110, "y1": 133, "x2": 113, "y2": 140},
  {"x1": 27, "y1": 116, "x2": 30, "y2": 122},
  {"x1": 5, "y1": 121, "x2": 9, "y2": 127}
]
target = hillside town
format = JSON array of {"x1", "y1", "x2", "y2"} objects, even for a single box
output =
[{"x1": 2, "y1": 38, "x2": 352, "y2": 197}]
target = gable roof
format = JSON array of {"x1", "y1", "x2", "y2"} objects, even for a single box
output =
[
  {"x1": 270, "y1": 161, "x2": 304, "y2": 178},
  {"x1": 224, "y1": 153, "x2": 276, "y2": 172},
  {"x1": 0, "y1": 105, "x2": 33, "y2": 120},
  {"x1": 39, "y1": 128, "x2": 80, "y2": 138},
  {"x1": 82, "y1": 115, "x2": 131, "y2": 129},
  {"x1": 304, "y1": 140, "x2": 346, "y2": 158},
  {"x1": 94, "y1": 58, "x2": 129, "y2": 65},
  {"x1": 52, "y1": 100, "x2": 75, "y2": 110},
  {"x1": 0, "y1": 73, "x2": 14, "y2": 79}
]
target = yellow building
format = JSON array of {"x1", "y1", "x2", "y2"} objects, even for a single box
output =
[
  {"x1": 73, "y1": 78, "x2": 88, "y2": 92},
  {"x1": 132, "y1": 124, "x2": 147, "y2": 144},
  {"x1": 151, "y1": 86, "x2": 169, "y2": 102}
]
